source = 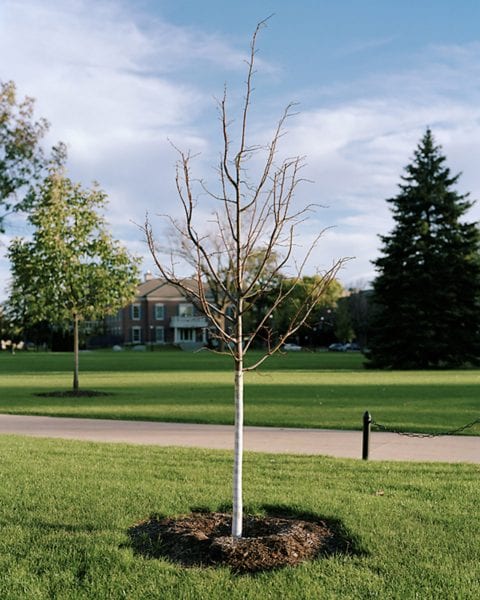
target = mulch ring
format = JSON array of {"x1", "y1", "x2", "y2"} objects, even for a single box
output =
[
  {"x1": 34, "y1": 390, "x2": 112, "y2": 398},
  {"x1": 128, "y1": 511, "x2": 357, "y2": 574}
]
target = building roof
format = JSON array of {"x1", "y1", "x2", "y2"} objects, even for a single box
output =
[{"x1": 136, "y1": 278, "x2": 205, "y2": 301}]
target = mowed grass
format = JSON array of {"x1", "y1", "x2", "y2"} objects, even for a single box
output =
[
  {"x1": 0, "y1": 435, "x2": 478, "y2": 599},
  {"x1": 0, "y1": 350, "x2": 479, "y2": 434}
]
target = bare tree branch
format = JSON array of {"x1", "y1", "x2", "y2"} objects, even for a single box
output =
[{"x1": 143, "y1": 18, "x2": 346, "y2": 538}]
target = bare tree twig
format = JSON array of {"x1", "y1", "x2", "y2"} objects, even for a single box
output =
[{"x1": 142, "y1": 19, "x2": 346, "y2": 539}]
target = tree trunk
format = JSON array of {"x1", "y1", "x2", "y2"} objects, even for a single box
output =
[
  {"x1": 73, "y1": 313, "x2": 79, "y2": 391},
  {"x1": 232, "y1": 356, "x2": 244, "y2": 538}
]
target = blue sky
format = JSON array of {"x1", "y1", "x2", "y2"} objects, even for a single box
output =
[{"x1": 1, "y1": 0, "x2": 480, "y2": 296}]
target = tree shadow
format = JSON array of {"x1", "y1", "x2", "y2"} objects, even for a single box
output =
[
  {"x1": 125, "y1": 504, "x2": 365, "y2": 575},
  {"x1": 34, "y1": 390, "x2": 112, "y2": 398},
  {"x1": 23, "y1": 518, "x2": 101, "y2": 536},
  {"x1": 259, "y1": 504, "x2": 366, "y2": 557}
]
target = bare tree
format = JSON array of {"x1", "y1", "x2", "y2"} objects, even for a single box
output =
[
  {"x1": 162, "y1": 226, "x2": 283, "y2": 351},
  {"x1": 144, "y1": 21, "x2": 346, "y2": 538}
]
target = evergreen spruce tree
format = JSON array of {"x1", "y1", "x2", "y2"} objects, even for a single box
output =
[{"x1": 367, "y1": 129, "x2": 480, "y2": 368}]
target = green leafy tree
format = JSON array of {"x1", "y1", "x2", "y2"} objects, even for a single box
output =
[
  {"x1": 0, "y1": 80, "x2": 49, "y2": 232},
  {"x1": 344, "y1": 288, "x2": 372, "y2": 348},
  {"x1": 368, "y1": 129, "x2": 480, "y2": 368},
  {"x1": 271, "y1": 276, "x2": 344, "y2": 345},
  {"x1": 334, "y1": 297, "x2": 354, "y2": 344},
  {"x1": 7, "y1": 170, "x2": 140, "y2": 389}
]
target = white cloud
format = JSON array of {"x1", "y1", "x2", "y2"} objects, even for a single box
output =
[
  {"x1": 271, "y1": 43, "x2": 480, "y2": 287},
  {"x1": 334, "y1": 35, "x2": 397, "y2": 58},
  {"x1": 1, "y1": 1, "x2": 480, "y2": 301},
  {"x1": 1, "y1": 0, "x2": 210, "y2": 143}
]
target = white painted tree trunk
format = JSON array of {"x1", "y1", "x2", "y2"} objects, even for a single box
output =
[
  {"x1": 232, "y1": 360, "x2": 244, "y2": 538},
  {"x1": 232, "y1": 305, "x2": 244, "y2": 538}
]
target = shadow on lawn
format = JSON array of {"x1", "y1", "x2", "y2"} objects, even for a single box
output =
[
  {"x1": 126, "y1": 504, "x2": 365, "y2": 574},
  {"x1": 34, "y1": 390, "x2": 112, "y2": 398},
  {"x1": 29, "y1": 519, "x2": 100, "y2": 534}
]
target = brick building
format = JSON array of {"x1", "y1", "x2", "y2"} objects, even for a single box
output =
[{"x1": 107, "y1": 273, "x2": 210, "y2": 349}]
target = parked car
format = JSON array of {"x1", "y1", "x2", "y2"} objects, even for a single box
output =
[
  {"x1": 344, "y1": 342, "x2": 361, "y2": 351},
  {"x1": 283, "y1": 343, "x2": 302, "y2": 351},
  {"x1": 328, "y1": 342, "x2": 346, "y2": 352}
]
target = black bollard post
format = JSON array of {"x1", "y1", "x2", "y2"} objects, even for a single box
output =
[{"x1": 362, "y1": 411, "x2": 372, "y2": 460}]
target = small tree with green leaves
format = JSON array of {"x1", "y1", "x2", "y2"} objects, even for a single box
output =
[{"x1": 7, "y1": 170, "x2": 140, "y2": 389}]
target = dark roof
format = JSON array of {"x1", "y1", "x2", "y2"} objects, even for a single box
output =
[{"x1": 136, "y1": 278, "x2": 205, "y2": 301}]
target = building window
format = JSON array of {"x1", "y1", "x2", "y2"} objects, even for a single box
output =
[
  {"x1": 154, "y1": 304, "x2": 165, "y2": 321},
  {"x1": 132, "y1": 326, "x2": 142, "y2": 343},
  {"x1": 155, "y1": 326, "x2": 165, "y2": 343},
  {"x1": 178, "y1": 303, "x2": 194, "y2": 317},
  {"x1": 105, "y1": 310, "x2": 122, "y2": 334},
  {"x1": 131, "y1": 303, "x2": 141, "y2": 320},
  {"x1": 179, "y1": 328, "x2": 195, "y2": 342}
]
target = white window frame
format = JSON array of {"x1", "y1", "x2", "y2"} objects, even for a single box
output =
[
  {"x1": 155, "y1": 326, "x2": 165, "y2": 343},
  {"x1": 131, "y1": 303, "x2": 141, "y2": 320},
  {"x1": 154, "y1": 303, "x2": 165, "y2": 321},
  {"x1": 179, "y1": 328, "x2": 195, "y2": 342},
  {"x1": 178, "y1": 303, "x2": 194, "y2": 318},
  {"x1": 132, "y1": 326, "x2": 142, "y2": 343}
]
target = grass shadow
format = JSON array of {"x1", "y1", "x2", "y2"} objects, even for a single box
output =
[
  {"x1": 29, "y1": 519, "x2": 101, "y2": 534},
  {"x1": 34, "y1": 390, "x2": 113, "y2": 398},
  {"x1": 259, "y1": 503, "x2": 366, "y2": 557},
  {"x1": 125, "y1": 504, "x2": 365, "y2": 574}
]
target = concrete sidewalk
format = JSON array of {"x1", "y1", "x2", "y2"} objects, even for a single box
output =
[{"x1": 0, "y1": 413, "x2": 479, "y2": 463}]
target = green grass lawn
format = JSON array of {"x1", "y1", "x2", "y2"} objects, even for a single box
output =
[
  {"x1": 0, "y1": 435, "x2": 478, "y2": 599},
  {"x1": 0, "y1": 350, "x2": 479, "y2": 434}
]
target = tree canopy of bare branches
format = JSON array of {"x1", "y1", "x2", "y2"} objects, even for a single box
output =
[{"x1": 144, "y1": 20, "x2": 346, "y2": 538}]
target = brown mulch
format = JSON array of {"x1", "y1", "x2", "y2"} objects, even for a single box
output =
[
  {"x1": 128, "y1": 511, "x2": 357, "y2": 574},
  {"x1": 34, "y1": 390, "x2": 112, "y2": 398}
]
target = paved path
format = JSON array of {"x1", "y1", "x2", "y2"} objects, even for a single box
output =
[{"x1": 0, "y1": 413, "x2": 479, "y2": 463}]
